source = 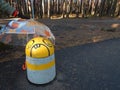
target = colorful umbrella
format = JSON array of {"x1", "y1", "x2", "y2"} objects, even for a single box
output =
[{"x1": 0, "y1": 18, "x2": 55, "y2": 46}]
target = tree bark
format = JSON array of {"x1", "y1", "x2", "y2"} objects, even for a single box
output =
[{"x1": 47, "y1": 0, "x2": 51, "y2": 18}]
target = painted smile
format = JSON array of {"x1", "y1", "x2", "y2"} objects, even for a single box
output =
[{"x1": 30, "y1": 43, "x2": 50, "y2": 57}]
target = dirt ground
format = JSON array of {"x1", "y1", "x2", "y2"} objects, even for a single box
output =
[{"x1": 0, "y1": 17, "x2": 120, "y2": 62}]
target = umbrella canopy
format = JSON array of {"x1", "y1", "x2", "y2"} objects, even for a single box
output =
[{"x1": 0, "y1": 19, "x2": 55, "y2": 46}]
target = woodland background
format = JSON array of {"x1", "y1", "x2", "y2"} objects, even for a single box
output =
[{"x1": 0, "y1": 0, "x2": 120, "y2": 19}]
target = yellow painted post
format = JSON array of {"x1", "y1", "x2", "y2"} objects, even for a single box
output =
[{"x1": 25, "y1": 37, "x2": 56, "y2": 84}]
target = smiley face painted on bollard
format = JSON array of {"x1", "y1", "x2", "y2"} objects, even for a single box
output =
[
  {"x1": 25, "y1": 37, "x2": 54, "y2": 58},
  {"x1": 25, "y1": 37, "x2": 56, "y2": 84}
]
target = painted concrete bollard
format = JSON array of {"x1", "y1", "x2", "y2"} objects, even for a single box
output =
[{"x1": 25, "y1": 37, "x2": 56, "y2": 84}]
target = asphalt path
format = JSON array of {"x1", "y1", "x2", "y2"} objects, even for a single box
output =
[{"x1": 0, "y1": 38, "x2": 120, "y2": 90}]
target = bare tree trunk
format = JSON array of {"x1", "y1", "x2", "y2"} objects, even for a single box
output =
[
  {"x1": 39, "y1": 0, "x2": 43, "y2": 18},
  {"x1": 79, "y1": 0, "x2": 82, "y2": 15},
  {"x1": 94, "y1": 0, "x2": 100, "y2": 16},
  {"x1": 75, "y1": 0, "x2": 80, "y2": 17},
  {"x1": 115, "y1": 0, "x2": 120, "y2": 16},
  {"x1": 42, "y1": 0, "x2": 45, "y2": 18},
  {"x1": 62, "y1": 0, "x2": 66, "y2": 18},
  {"x1": 59, "y1": 0, "x2": 62, "y2": 15},
  {"x1": 99, "y1": 0, "x2": 106, "y2": 17},
  {"x1": 56, "y1": 0, "x2": 59, "y2": 14},
  {"x1": 52, "y1": 0, "x2": 54, "y2": 14},
  {"x1": 48, "y1": 0, "x2": 51, "y2": 18},
  {"x1": 81, "y1": 0, "x2": 84, "y2": 17},
  {"x1": 111, "y1": 0, "x2": 118, "y2": 16},
  {"x1": 21, "y1": 0, "x2": 27, "y2": 15},
  {"x1": 54, "y1": 0, "x2": 57, "y2": 14},
  {"x1": 91, "y1": 0, "x2": 95, "y2": 16},
  {"x1": 66, "y1": 0, "x2": 70, "y2": 18},
  {"x1": 82, "y1": 0, "x2": 89, "y2": 17},
  {"x1": 25, "y1": 0, "x2": 29, "y2": 14}
]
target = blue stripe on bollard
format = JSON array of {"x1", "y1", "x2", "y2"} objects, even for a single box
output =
[{"x1": 26, "y1": 54, "x2": 56, "y2": 84}]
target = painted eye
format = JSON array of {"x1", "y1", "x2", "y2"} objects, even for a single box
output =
[
  {"x1": 43, "y1": 39, "x2": 53, "y2": 47},
  {"x1": 27, "y1": 40, "x2": 35, "y2": 49},
  {"x1": 33, "y1": 44, "x2": 41, "y2": 49}
]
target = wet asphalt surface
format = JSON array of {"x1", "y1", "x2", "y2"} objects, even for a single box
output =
[{"x1": 0, "y1": 38, "x2": 120, "y2": 90}]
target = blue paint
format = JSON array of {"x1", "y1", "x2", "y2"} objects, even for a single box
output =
[
  {"x1": 27, "y1": 66, "x2": 56, "y2": 84},
  {"x1": 26, "y1": 54, "x2": 56, "y2": 84}
]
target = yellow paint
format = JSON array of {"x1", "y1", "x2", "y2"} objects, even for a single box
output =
[
  {"x1": 25, "y1": 37, "x2": 54, "y2": 58},
  {"x1": 26, "y1": 59, "x2": 55, "y2": 70}
]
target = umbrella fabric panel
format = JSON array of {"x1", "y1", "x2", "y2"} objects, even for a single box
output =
[
  {"x1": 5, "y1": 19, "x2": 55, "y2": 40},
  {"x1": 0, "y1": 34, "x2": 39, "y2": 46},
  {"x1": 0, "y1": 19, "x2": 55, "y2": 45},
  {"x1": 5, "y1": 20, "x2": 36, "y2": 34}
]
